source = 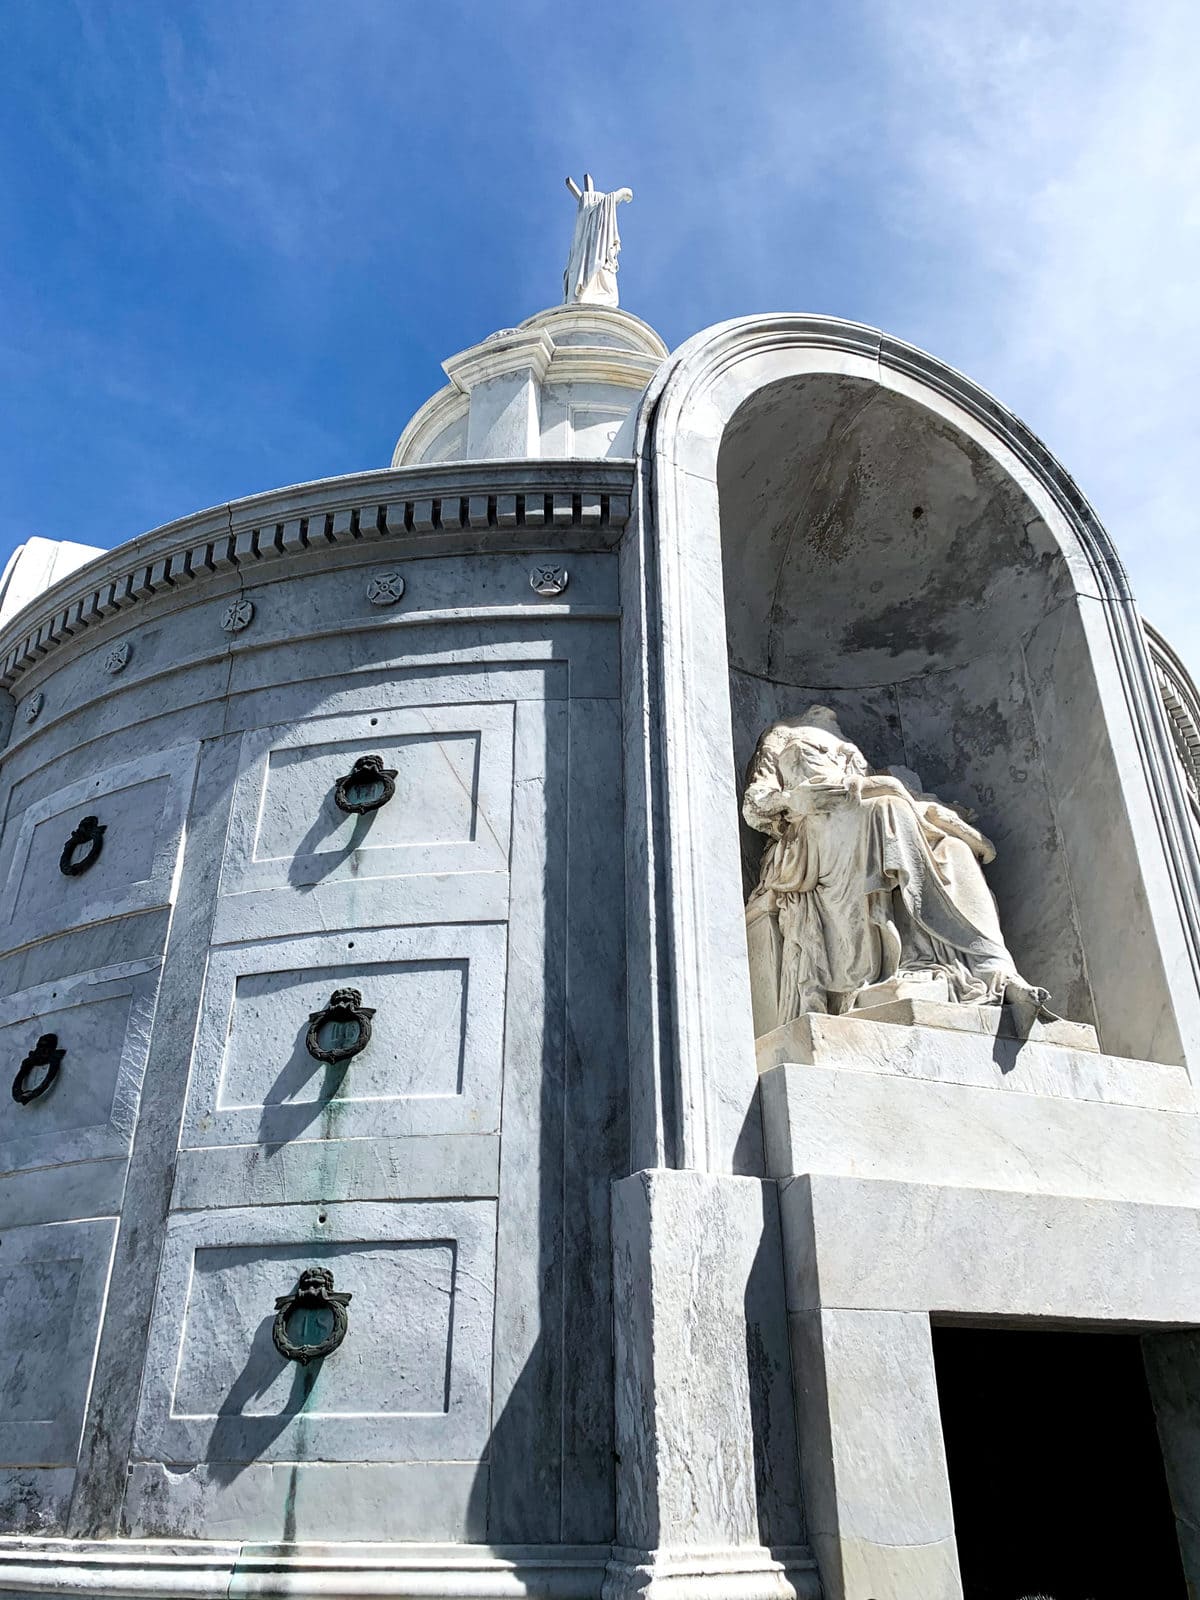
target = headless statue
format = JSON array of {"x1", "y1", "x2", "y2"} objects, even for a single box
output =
[{"x1": 742, "y1": 707, "x2": 1055, "y2": 1037}]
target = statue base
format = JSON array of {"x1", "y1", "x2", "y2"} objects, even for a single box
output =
[
  {"x1": 758, "y1": 1015, "x2": 1194, "y2": 1210},
  {"x1": 752, "y1": 1007, "x2": 1193, "y2": 1110},
  {"x1": 851, "y1": 971, "x2": 953, "y2": 1009},
  {"x1": 849, "y1": 994, "x2": 1098, "y2": 1052}
]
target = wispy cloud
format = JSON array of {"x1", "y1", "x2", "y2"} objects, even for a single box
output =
[{"x1": 867, "y1": 0, "x2": 1200, "y2": 665}]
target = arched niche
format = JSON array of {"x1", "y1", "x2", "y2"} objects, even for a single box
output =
[{"x1": 630, "y1": 317, "x2": 1200, "y2": 1172}]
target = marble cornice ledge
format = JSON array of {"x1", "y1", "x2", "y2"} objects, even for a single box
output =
[
  {"x1": 0, "y1": 1537, "x2": 615, "y2": 1598},
  {"x1": 0, "y1": 459, "x2": 635, "y2": 688}
]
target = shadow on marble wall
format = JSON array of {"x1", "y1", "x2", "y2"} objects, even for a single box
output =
[
  {"x1": 287, "y1": 805, "x2": 373, "y2": 889},
  {"x1": 744, "y1": 1183, "x2": 807, "y2": 1550},
  {"x1": 206, "y1": 1320, "x2": 319, "y2": 1484},
  {"x1": 469, "y1": 673, "x2": 627, "y2": 1546}
]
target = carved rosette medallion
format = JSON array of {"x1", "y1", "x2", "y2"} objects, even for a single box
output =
[
  {"x1": 306, "y1": 988, "x2": 375, "y2": 1065},
  {"x1": 333, "y1": 755, "x2": 397, "y2": 815},
  {"x1": 366, "y1": 571, "x2": 406, "y2": 607},
  {"x1": 530, "y1": 564, "x2": 569, "y2": 597},
  {"x1": 23, "y1": 691, "x2": 44, "y2": 725},
  {"x1": 59, "y1": 815, "x2": 106, "y2": 876},
  {"x1": 104, "y1": 642, "x2": 132, "y2": 674},
  {"x1": 272, "y1": 1266, "x2": 352, "y2": 1364},
  {"x1": 221, "y1": 597, "x2": 255, "y2": 634},
  {"x1": 12, "y1": 1033, "x2": 65, "y2": 1105}
]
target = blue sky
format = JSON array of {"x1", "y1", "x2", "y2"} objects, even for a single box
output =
[{"x1": 2, "y1": 1, "x2": 1197, "y2": 669}]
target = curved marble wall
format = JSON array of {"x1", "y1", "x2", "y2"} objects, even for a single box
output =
[{"x1": 0, "y1": 462, "x2": 633, "y2": 1549}]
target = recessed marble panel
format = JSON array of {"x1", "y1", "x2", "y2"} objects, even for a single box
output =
[
  {"x1": 256, "y1": 733, "x2": 479, "y2": 856},
  {"x1": 0, "y1": 961, "x2": 161, "y2": 1175},
  {"x1": 570, "y1": 406, "x2": 626, "y2": 455},
  {"x1": 0, "y1": 1218, "x2": 117, "y2": 1466},
  {"x1": 173, "y1": 1241, "x2": 453, "y2": 1419},
  {"x1": 0, "y1": 745, "x2": 197, "y2": 949},
  {"x1": 219, "y1": 703, "x2": 513, "y2": 900},
  {"x1": 181, "y1": 925, "x2": 504, "y2": 1148},
  {"x1": 132, "y1": 1200, "x2": 494, "y2": 1467}
]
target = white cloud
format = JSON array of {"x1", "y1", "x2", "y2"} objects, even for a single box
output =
[
  {"x1": 868, "y1": 0, "x2": 1200, "y2": 672},
  {"x1": 9, "y1": 0, "x2": 1195, "y2": 682}
]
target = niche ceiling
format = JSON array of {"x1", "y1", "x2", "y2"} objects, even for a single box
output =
[{"x1": 717, "y1": 373, "x2": 1072, "y2": 686}]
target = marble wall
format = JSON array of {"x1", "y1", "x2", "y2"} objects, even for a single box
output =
[{"x1": 0, "y1": 467, "x2": 631, "y2": 1558}]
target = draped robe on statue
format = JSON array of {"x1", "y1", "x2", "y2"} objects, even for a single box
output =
[
  {"x1": 742, "y1": 711, "x2": 1050, "y2": 1035},
  {"x1": 563, "y1": 186, "x2": 625, "y2": 307}
]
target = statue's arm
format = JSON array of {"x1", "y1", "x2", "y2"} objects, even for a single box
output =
[
  {"x1": 743, "y1": 746, "x2": 794, "y2": 837},
  {"x1": 743, "y1": 776, "x2": 787, "y2": 836},
  {"x1": 921, "y1": 801, "x2": 997, "y2": 863},
  {"x1": 853, "y1": 773, "x2": 912, "y2": 801},
  {"x1": 746, "y1": 776, "x2": 859, "y2": 833}
]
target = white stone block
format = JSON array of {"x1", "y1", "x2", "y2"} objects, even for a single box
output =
[
  {"x1": 762, "y1": 1060, "x2": 1200, "y2": 1204},
  {"x1": 780, "y1": 1173, "x2": 1200, "y2": 1323},
  {"x1": 847, "y1": 995, "x2": 1099, "y2": 1052},
  {"x1": 611, "y1": 1170, "x2": 805, "y2": 1565},
  {"x1": 790, "y1": 1308, "x2": 962, "y2": 1600},
  {"x1": 758, "y1": 1013, "x2": 1184, "y2": 1110}
]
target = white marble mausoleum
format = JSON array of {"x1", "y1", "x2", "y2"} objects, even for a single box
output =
[{"x1": 1, "y1": 190, "x2": 1200, "y2": 1600}]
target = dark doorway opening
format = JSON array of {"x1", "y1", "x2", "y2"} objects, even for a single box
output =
[{"x1": 932, "y1": 1324, "x2": 1185, "y2": 1600}]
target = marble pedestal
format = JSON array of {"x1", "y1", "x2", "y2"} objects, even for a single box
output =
[{"x1": 758, "y1": 1009, "x2": 1196, "y2": 1205}]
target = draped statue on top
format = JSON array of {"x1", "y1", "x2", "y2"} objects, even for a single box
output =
[
  {"x1": 563, "y1": 174, "x2": 633, "y2": 308},
  {"x1": 742, "y1": 707, "x2": 1056, "y2": 1038}
]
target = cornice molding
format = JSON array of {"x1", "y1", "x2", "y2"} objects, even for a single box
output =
[
  {"x1": 545, "y1": 348, "x2": 662, "y2": 389},
  {"x1": 519, "y1": 303, "x2": 669, "y2": 361},
  {"x1": 443, "y1": 328, "x2": 557, "y2": 391},
  {"x1": 1146, "y1": 619, "x2": 1200, "y2": 816},
  {"x1": 0, "y1": 460, "x2": 634, "y2": 691}
]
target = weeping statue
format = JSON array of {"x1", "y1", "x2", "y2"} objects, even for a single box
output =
[
  {"x1": 743, "y1": 707, "x2": 1056, "y2": 1038},
  {"x1": 563, "y1": 173, "x2": 633, "y2": 308}
]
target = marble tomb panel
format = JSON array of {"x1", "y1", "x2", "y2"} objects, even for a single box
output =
[
  {"x1": 130, "y1": 1199, "x2": 495, "y2": 1471},
  {"x1": 223, "y1": 702, "x2": 512, "y2": 891},
  {"x1": 0, "y1": 744, "x2": 198, "y2": 950},
  {"x1": 0, "y1": 1217, "x2": 117, "y2": 1469},
  {"x1": 0, "y1": 961, "x2": 161, "y2": 1176},
  {"x1": 179, "y1": 924, "x2": 505, "y2": 1149}
]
